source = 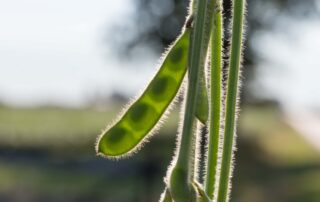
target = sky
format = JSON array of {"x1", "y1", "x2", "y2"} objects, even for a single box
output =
[
  {"x1": 252, "y1": 14, "x2": 320, "y2": 112},
  {"x1": 0, "y1": 0, "x2": 319, "y2": 111},
  {"x1": 0, "y1": 0, "x2": 157, "y2": 107}
]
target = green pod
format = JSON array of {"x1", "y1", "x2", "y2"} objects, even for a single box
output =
[
  {"x1": 97, "y1": 30, "x2": 190, "y2": 157},
  {"x1": 187, "y1": 24, "x2": 209, "y2": 125},
  {"x1": 196, "y1": 67, "x2": 209, "y2": 124}
]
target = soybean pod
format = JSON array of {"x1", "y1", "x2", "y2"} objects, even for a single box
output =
[
  {"x1": 195, "y1": 63, "x2": 209, "y2": 124},
  {"x1": 188, "y1": 15, "x2": 209, "y2": 125},
  {"x1": 97, "y1": 29, "x2": 190, "y2": 157}
]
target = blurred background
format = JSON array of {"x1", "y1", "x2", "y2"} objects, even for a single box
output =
[{"x1": 0, "y1": 0, "x2": 319, "y2": 201}]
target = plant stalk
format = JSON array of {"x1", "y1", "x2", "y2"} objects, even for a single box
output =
[
  {"x1": 217, "y1": 0, "x2": 246, "y2": 201},
  {"x1": 204, "y1": 0, "x2": 223, "y2": 199},
  {"x1": 169, "y1": 0, "x2": 215, "y2": 200}
]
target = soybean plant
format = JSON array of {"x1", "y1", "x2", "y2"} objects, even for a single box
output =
[{"x1": 96, "y1": 0, "x2": 246, "y2": 201}]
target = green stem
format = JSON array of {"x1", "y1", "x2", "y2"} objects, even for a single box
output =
[
  {"x1": 217, "y1": 0, "x2": 246, "y2": 202},
  {"x1": 204, "y1": 0, "x2": 223, "y2": 199},
  {"x1": 176, "y1": 0, "x2": 208, "y2": 176},
  {"x1": 169, "y1": 0, "x2": 214, "y2": 200},
  {"x1": 176, "y1": 0, "x2": 215, "y2": 175}
]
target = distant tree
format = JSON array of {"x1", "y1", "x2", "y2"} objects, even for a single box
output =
[{"x1": 107, "y1": 0, "x2": 318, "y2": 101}]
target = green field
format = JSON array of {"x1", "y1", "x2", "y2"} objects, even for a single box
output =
[{"x1": 0, "y1": 105, "x2": 319, "y2": 202}]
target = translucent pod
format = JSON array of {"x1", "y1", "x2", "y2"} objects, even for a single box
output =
[{"x1": 97, "y1": 30, "x2": 190, "y2": 157}]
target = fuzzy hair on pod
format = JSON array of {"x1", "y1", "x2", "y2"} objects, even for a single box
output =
[
  {"x1": 95, "y1": 26, "x2": 190, "y2": 160},
  {"x1": 95, "y1": 92, "x2": 179, "y2": 160}
]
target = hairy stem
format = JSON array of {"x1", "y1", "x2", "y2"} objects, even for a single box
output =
[
  {"x1": 169, "y1": 0, "x2": 214, "y2": 200},
  {"x1": 204, "y1": 0, "x2": 223, "y2": 199},
  {"x1": 175, "y1": 0, "x2": 208, "y2": 178},
  {"x1": 217, "y1": 0, "x2": 246, "y2": 201}
]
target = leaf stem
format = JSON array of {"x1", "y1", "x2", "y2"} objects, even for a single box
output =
[
  {"x1": 217, "y1": 0, "x2": 246, "y2": 201},
  {"x1": 177, "y1": 0, "x2": 219, "y2": 179},
  {"x1": 169, "y1": 0, "x2": 215, "y2": 200},
  {"x1": 175, "y1": 0, "x2": 209, "y2": 178},
  {"x1": 204, "y1": 0, "x2": 223, "y2": 199}
]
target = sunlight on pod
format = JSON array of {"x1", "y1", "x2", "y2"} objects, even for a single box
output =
[
  {"x1": 91, "y1": 0, "x2": 249, "y2": 200},
  {"x1": 96, "y1": 29, "x2": 190, "y2": 158}
]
